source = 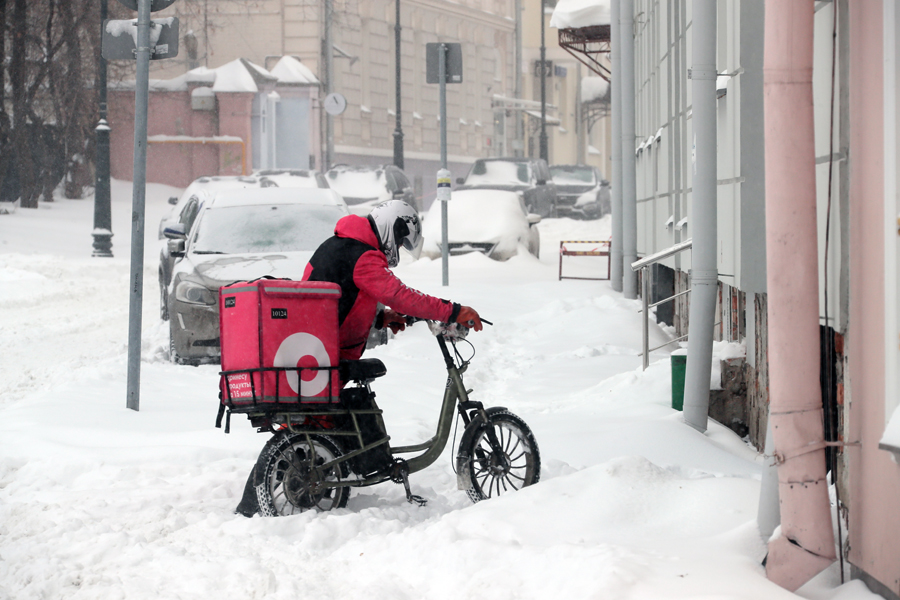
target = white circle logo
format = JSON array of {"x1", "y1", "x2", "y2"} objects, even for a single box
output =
[{"x1": 273, "y1": 332, "x2": 332, "y2": 397}]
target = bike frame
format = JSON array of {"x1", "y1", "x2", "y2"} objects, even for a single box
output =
[{"x1": 270, "y1": 325, "x2": 496, "y2": 491}]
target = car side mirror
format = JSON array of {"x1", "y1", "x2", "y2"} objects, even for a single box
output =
[
  {"x1": 163, "y1": 223, "x2": 186, "y2": 239},
  {"x1": 526, "y1": 213, "x2": 542, "y2": 226},
  {"x1": 168, "y1": 196, "x2": 178, "y2": 205},
  {"x1": 167, "y1": 239, "x2": 186, "y2": 258},
  {"x1": 456, "y1": 177, "x2": 465, "y2": 185}
]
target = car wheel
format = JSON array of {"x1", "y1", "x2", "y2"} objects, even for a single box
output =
[
  {"x1": 159, "y1": 272, "x2": 169, "y2": 321},
  {"x1": 169, "y1": 323, "x2": 182, "y2": 365}
]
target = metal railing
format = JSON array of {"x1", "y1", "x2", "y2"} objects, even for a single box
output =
[{"x1": 631, "y1": 238, "x2": 692, "y2": 370}]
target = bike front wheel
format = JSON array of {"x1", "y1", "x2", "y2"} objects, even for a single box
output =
[
  {"x1": 459, "y1": 410, "x2": 541, "y2": 503},
  {"x1": 254, "y1": 431, "x2": 350, "y2": 516}
]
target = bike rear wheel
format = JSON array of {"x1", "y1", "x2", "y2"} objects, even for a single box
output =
[
  {"x1": 460, "y1": 410, "x2": 541, "y2": 503},
  {"x1": 254, "y1": 431, "x2": 350, "y2": 516}
]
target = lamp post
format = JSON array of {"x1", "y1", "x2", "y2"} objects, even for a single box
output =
[
  {"x1": 92, "y1": 0, "x2": 113, "y2": 257},
  {"x1": 538, "y1": 0, "x2": 548, "y2": 162},
  {"x1": 393, "y1": 0, "x2": 404, "y2": 169}
]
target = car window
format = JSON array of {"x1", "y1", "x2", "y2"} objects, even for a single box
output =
[
  {"x1": 191, "y1": 204, "x2": 344, "y2": 254},
  {"x1": 180, "y1": 198, "x2": 201, "y2": 231},
  {"x1": 550, "y1": 166, "x2": 597, "y2": 185},
  {"x1": 393, "y1": 170, "x2": 410, "y2": 189}
]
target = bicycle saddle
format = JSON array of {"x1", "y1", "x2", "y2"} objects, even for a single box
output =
[{"x1": 340, "y1": 358, "x2": 387, "y2": 382}]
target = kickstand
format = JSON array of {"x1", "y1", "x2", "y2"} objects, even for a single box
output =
[
  {"x1": 390, "y1": 458, "x2": 427, "y2": 506},
  {"x1": 401, "y1": 473, "x2": 428, "y2": 506}
]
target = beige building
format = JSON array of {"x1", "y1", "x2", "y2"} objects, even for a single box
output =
[{"x1": 141, "y1": 0, "x2": 610, "y2": 203}]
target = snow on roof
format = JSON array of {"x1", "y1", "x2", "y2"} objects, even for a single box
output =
[
  {"x1": 212, "y1": 59, "x2": 263, "y2": 93},
  {"x1": 550, "y1": 0, "x2": 611, "y2": 29},
  {"x1": 270, "y1": 56, "x2": 319, "y2": 85},
  {"x1": 581, "y1": 76, "x2": 609, "y2": 102},
  {"x1": 117, "y1": 57, "x2": 314, "y2": 93}
]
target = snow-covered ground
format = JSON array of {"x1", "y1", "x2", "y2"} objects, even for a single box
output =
[{"x1": 0, "y1": 182, "x2": 877, "y2": 600}]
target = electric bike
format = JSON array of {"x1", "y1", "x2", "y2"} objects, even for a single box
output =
[{"x1": 219, "y1": 319, "x2": 541, "y2": 516}]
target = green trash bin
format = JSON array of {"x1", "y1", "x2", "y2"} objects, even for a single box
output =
[{"x1": 671, "y1": 353, "x2": 687, "y2": 411}]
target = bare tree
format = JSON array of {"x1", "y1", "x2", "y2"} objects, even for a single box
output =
[{"x1": 5, "y1": 0, "x2": 100, "y2": 208}]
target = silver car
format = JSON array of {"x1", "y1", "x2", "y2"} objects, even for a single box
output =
[
  {"x1": 158, "y1": 170, "x2": 332, "y2": 320},
  {"x1": 163, "y1": 187, "x2": 348, "y2": 365}
]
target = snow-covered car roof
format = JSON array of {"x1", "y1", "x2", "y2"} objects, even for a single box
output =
[
  {"x1": 205, "y1": 187, "x2": 348, "y2": 210},
  {"x1": 463, "y1": 159, "x2": 533, "y2": 187},
  {"x1": 325, "y1": 165, "x2": 392, "y2": 201},
  {"x1": 550, "y1": 165, "x2": 601, "y2": 185}
]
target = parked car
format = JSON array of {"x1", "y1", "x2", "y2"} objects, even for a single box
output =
[
  {"x1": 158, "y1": 171, "x2": 339, "y2": 320},
  {"x1": 162, "y1": 187, "x2": 349, "y2": 365},
  {"x1": 420, "y1": 189, "x2": 541, "y2": 261},
  {"x1": 455, "y1": 157, "x2": 557, "y2": 218},
  {"x1": 549, "y1": 164, "x2": 610, "y2": 219},
  {"x1": 158, "y1": 170, "x2": 329, "y2": 240},
  {"x1": 325, "y1": 164, "x2": 418, "y2": 214}
]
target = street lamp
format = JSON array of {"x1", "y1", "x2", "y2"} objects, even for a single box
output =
[
  {"x1": 392, "y1": 0, "x2": 404, "y2": 169},
  {"x1": 92, "y1": 0, "x2": 113, "y2": 257},
  {"x1": 539, "y1": 0, "x2": 549, "y2": 162}
]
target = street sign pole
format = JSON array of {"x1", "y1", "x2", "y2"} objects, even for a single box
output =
[
  {"x1": 439, "y1": 44, "x2": 449, "y2": 287},
  {"x1": 126, "y1": 0, "x2": 153, "y2": 412}
]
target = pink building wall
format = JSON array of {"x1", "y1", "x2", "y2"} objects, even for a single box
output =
[
  {"x1": 847, "y1": 1, "x2": 900, "y2": 595},
  {"x1": 109, "y1": 89, "x2": 251, "y2": 189}
]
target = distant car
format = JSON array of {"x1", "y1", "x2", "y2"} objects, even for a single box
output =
[
  {"x1": 325, "y1": 164, "x2": 418, "y2": 215},
  {"x1": 420, "y1": 189, "x2": 541, "y2": 261},
  {"x1": 162, "y1": 187, "x2": 349, "y2": 365},
  {"x1": 157, "y1": 171, "x2": 338, "y2": 320},
  {"x1": 455, "y1": 157, "x2": 558, "y2": 218},
  {"x1": 550, "y1": 164, "x2": 610, "y2": 220}
]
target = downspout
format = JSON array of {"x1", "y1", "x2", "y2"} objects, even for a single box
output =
[
  {"x1": 610, "y1": 0, "x2": 623, "y2": 292},
  {"x1": 620, "y1": 0, "x2": 638, "y2": 299},
  {"x1": 763, "y1": 0, "x2": 836, "y2": 590},
  {"x1": 681, "y1": 0, "x2": 717, "y2": 432}
]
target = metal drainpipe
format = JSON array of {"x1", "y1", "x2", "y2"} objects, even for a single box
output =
[
  {"x1": 324, "y1": 0, "x2": 334, "y2": 170},
  {"x1": 609, "y1": 0, "x2": 623, "y2": 292},
  {"x1": 763, "y1": 0, "x2": 835, "y2": 590},
  {"x1": 620, "y1": 0, "x2": 638, "y2": 299},
  {"x1": 681, "y1": 0, "x2": 717, "y2": 432}
]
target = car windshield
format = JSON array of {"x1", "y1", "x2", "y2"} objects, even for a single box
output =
[
  {"x1": 550, "y1": 166, "x2": 597, "y2": 185},
  {"x1": 465, "y1": 161, "x2": 532, "y2": 186},
  {"x1": 191, "y1": 204, "x2": 342, "y2": 254},
  {"x1": 327, "y1": 169, "x2": 388, "y2": 200}
]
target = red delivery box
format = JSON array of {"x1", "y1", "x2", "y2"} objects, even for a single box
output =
[{"x1": 218, "y1": 279, "x2": 342, "y2": 407}]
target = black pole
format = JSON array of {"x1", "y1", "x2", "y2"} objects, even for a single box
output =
[
  {"x1": 539, "y1": 0, "x2": 548, "y2": 162},
  {"x1": 539, "y1": 0, "x2": 550, "y2": 163},
  {"x1": 392, "y1": 0, "x2": 404, "y2": 169},
  {"x1": 92, "y1": 0, "x2": 113, "y2": 257}
]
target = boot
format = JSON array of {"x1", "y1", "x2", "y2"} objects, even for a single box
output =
[{"x1": 234, "y1": 465, "x2": 259, "y2": 517}]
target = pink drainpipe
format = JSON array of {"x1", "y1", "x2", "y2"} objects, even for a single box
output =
[{"x1": 763, "y1": 0, "x2": 836, "y2": 590}]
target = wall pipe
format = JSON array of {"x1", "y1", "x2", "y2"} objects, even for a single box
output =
[
  {"x1": 762, "y1": 0, "x2": 835, "y2": 590},
  {"x1": 609, "y1": 0, "x2": 623, "y2": 292},
  {"x1": 324, "y1": 0, "x2": 334, "y2": 170},
  {"x1": 620, "y1": 0, "x2": 637, "y2": 299},
  {"x1": 681, "y1": 0, "x2": 718, "y2": 432}
]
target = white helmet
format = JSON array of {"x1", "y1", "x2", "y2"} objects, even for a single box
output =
[{"x1": 368, "y1": 200, "x2": 422, "y2": 267}]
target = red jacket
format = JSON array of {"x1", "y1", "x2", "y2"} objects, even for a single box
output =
[{"x1": 303, "y1": 214, "x2": 458, "y2": 361}]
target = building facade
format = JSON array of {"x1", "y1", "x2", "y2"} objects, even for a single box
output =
[
  {"x1": 627, "y1": 0, "x2": 900, "y2": 596},
  {"x1": 110, "y1": 0, "x2": 611, "y2": 207}
]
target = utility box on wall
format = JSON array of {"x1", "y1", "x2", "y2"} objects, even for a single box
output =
[{"x1": 191, "y1": 87, "x2": 216, "y2": 111}]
